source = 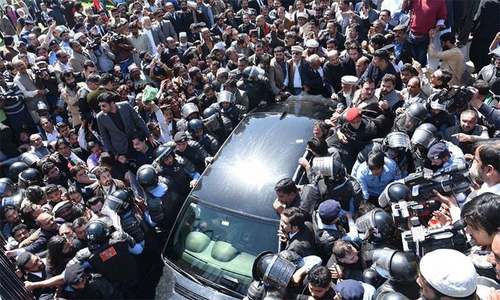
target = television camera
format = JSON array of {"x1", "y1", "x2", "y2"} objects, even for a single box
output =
[{"x1": 380, "y1": 161, "x2": 471, "y2": 257}]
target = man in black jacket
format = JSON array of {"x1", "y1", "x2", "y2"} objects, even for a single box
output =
[{"x1": 278, "y1": 207, "x2": 316, "y2": 258}]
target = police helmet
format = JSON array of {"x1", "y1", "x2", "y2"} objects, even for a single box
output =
[
  {"x1": 136, "y1": 164, "x2": 158, "y2": 188},
  {"x1": 19, "y1": 152, "x2": 40, "y2": 167},
  {"x1": 202, "y1": 105, "x2": 220, "y2": 119},
  {"x1": 18, "y1": 168, "x2": 42, "y2": 187},
  {"x1": 411, "y1": 123, "x2": 438, "y2": 149},
  {"x1": 355, "y1": 208, "x2": 394, "y2": 239},
  {"x1": 383, "y1": 132, "x2": 411, "y2": 152},
  {"x1": 372, "y1": 249, "x2": 418, "y2": 282},
  {"x1": 252, "y1": 251, "x2": 295, "y2": 290},
  {"x1": 387, "y1": 182, "x2": 410, "y2": 202},
  {"x1": 8, "y1": 162, "x2": 29, "y2": 181},
  {"x1": 188, "y1": 119, "x2": 204, "y2": 135},
  {"x1": 311, "y1": 157, "x2": 346, "y2": 181},
  {"x1": 180, "y1": 102, "x2": 200, "y2": 120},
  {"x1": 85, "y1": 220, "x2": 110, "y2": 247},
  {"x1": 406, "y1": 102, "x2": 428, "y2": 124},
  {"x1": 0, "y1": 178, "x2": 14, "y2": 198},
  {"x1": 243, "y1": 66, "x2": 265, "y2": 80},
  {"x1": 154, "y1": 144, "x2": 175, "y2": 160},
  {"x1": 106, "y1": 190, "x2": 132, "y2": 214},
  {"x1": 217, "y1": 90, "x2": 234, "y2": 105}
]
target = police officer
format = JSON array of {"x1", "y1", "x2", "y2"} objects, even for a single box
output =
[
  {"x1": 392, "y1": 102, "x2": 428, "y2": 136},
  {"x1": 104, "y1": 190, "x2": 146, "y2": 249},
  {"x1": 202, "y1": 104, "x2": 232, "y2": 142},
  {"x1": 8, "y1": 161, "x2": 29, "y2": 182},
  {"x1": 70, "y1": 219, "x2": 141, "y2": 298},
  {"x1": 355, "y1": 208, "x2": 401, "y2": 250},
  {"x1": 216, "y1": 90, "x2": 245, "y2": 129},
  {"x1": 371, "y1": 249, "x2": 420, "y2": 299},
  {"x1": 312, "y1": 199, "x2": 349, "y2": 260},
  {"x1": 187, "y1": 118, "x2": 220, "y2": 155},
  {"x1": 18, "y1": 167, "x2": 43, "y2": 189},
  {"x1": 154, "y1": 144, "x2": 200, "y2": 200},
  {"x1": 238, "y1": 66, "x2": 274, "y2": 110},
  {"x1": 171, "y1": 131, "x2": 211, "y2": 173},
  {"x1": 177, "y1": 102, "x2": 201, "y2": 133}
]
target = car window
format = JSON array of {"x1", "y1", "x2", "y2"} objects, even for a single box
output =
[{"x1": 165, "y1": 200, "x2": 279, "y2": 295}]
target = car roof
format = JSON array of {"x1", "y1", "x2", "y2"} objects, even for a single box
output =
[{"x1": 191, "y1": 100, "x2": 328, "y2": 221}]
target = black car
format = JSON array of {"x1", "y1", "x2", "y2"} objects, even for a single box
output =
[{"x1": 156, "y1": 100, "x2": 330, "y2": 299}]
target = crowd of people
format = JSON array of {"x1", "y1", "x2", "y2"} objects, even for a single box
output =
[{"x1": 0, "y1": 0, "x2": 499, "y2": 299}]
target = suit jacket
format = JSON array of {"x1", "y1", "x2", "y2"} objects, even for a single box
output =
[
  {"x1": 96, "y1": 101, "x2": 149, "y2": 155},
  {"x1": 302, "y1": 64, "x2": 331, "y2": 97},
  {"x1": 150, "y1": 25, "x2": 166, "y2": 46},
  {"x1": 286, "y1": 59, "x2": 308, "y2": 90},
  {"x1": 268, "y1": 58, "x2": 286, "y2": 95},
  {"x1": 159, "y1": 19, "x2": 177, "y2": 39},
  {"x1": 283, "y1": 222, "x2": 317, "y2": 258}
]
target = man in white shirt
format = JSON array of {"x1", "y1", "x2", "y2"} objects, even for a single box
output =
[
  {"x1": 284, "y1": 45, "x2": 306, "y2": 95},
  {"x1": 39, "y1": 116, "x2": 60, "y2": 143}
]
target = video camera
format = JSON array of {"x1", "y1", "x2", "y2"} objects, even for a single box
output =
[
  {"x1": 427, "y1": 86, "x2": 474, "y2": 114},
  {"x1": 383, "y1": 162, "x2": 471, "y2": 257},
  {"x1": 402, "y1": 161, "x2": 471, "y2": 203},
  {"x1": 401, "y1": 219, "x2": 467, "y2": 257}
]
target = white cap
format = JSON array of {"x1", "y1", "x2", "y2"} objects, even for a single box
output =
[
  {"x1": 73, "y1": 32, "x2": 85, "y2": 41},
  {"x1": 341, "y1": 75, "x2": 358, "y2": 85},
  {"x1": 214, "y1": 41, "x2": 226, "y2": 51},
  {"x1": 420, "y1": 249, "x2": 478, "y2": 298},
  {"x1": 179, "y1": 32, "x2": 187, "y2": 38},
  {"x1": 128, "y1": 63, "x2": 140, "y2": 72},
  {"x1": 305, "y1": 39, "x2": 319, "y2": 48}
]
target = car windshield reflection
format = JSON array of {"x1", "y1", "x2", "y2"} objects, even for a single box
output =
[{"x1": 165, "y1": 199, "x2": 278, "y2": 295}]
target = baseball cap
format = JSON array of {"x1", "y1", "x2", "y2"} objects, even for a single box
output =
[
  {"x1": 426, "y1": 141, "x2": 449, "y2": 160},
  {"x1": 335, "y1": 280, "x2": 364, "y2": 300},
  {"x1": 318, "y1": 199, "x2": 343, "y2": 223},
  {"x1": 174, "y1": 131, "x2": 188, "y2": 143},
  {"x1": 64, "y1": 263, "x2": 86, "y2": 285},
  {"x1": 420, "y1": 249, "x2": 478, "y2": 298},
  {"x1": 344, "y1": 107, "x2": 361, "y2": 122}
]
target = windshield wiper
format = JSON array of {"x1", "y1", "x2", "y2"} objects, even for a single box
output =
[
  {"x1": 191, "y1": 273, "x2": 244, "y2": 299},
  {"x1": 165, "y1": 260, "x2": 203, "y2": 286}
]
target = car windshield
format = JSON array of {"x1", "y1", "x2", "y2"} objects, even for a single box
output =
[{"x1": 165, "y1": 198, "x2": 278, "y2": 295}]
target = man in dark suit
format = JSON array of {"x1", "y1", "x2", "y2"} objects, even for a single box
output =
[
  {"x1": 285, "y1": 45, "x2": 309, "y2": 95},
  {"x1": 302, "y1": 54, "x2": 331, "y2": 97},
  {"x1": 278, "y1": 207, "x2": 317, "y2": 258},
  {"x1": 96, "y1": 92, "x2": 151, "y2": 156},
  {"x1": 16, "y1": 251, "x2": 55, "y2": 299}
]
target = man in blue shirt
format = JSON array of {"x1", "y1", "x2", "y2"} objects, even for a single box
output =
[{"x1": 353, "y1": 151, "x2": 401, "y2": 205}]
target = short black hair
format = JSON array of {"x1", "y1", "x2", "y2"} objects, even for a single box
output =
[
  {"x1": 307, "y1": 265, "x2": 331, "y2": 288},
  {"x1": 473, "y1": 79, "x2": 490, "y2": 96},
  {"x1": 11, "y1": 223, "x2": 28, "y2": 236},
  {"x1": 477, "y1": 142, "x2": 500, "y2": 172},
  {"x1": 439, "y1": 32, "x2": 456, "y2": 44},
  {"x1": 461, "y1": 192, "x2": 500, "y2": 235},
  {"x1": 274, "y1": 178, "x2": 298, "y2": 194},
  {"x1": 282, "y1": 207, "x2": 306, "y2": 228},
  {"x1": 367, "y1": 151, "x2": 385, "y2": 170},
  {"x1": 25, "y1": 186, "x2": 46, "y2": 204},
  {"x1": 97, "y1": 92, "x2": 119, "y2": 104}
]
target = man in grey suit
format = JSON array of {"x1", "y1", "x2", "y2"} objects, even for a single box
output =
[
  {"x1": 142, "y1": 16, "x2": 166, "y2": 53},
  {"x1": 268, "y1": 46, "x2": 287, "y2": 96},
  {"x1": 96, "y1": 92, "x2": 152, "y2": 155}
]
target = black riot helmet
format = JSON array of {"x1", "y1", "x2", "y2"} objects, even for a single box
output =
[
  {"x1": 202, "y1": 105, "x2": 220, "y2": 119},
  {"x1": 180, "y1": 102, "x2": 200, "y2": 120},
  {"x1": 0, "y1": 178, "x2": 14, "y2": 198},
  {"x1": 154, "y1": 144, "x2": 175, "y2": 161},
  {"x1": 188, "y1": 118, "x2": 204, "y2": 135},
  {"x1": 411, "y1": 123, "x2": 438, "y2": 150},
  {"x1": 355, "y1": 208, "x2": 395, "y2": 239},
  {"x1": 106, "y1": 190, "x2": 132, "y2": 214},
  {"x1": 372, "y1": 249, "x2": 418, "y2": 282},
  {"x1": 406, "y1": 103, "x2": 428, "y2": 124},
  {"x1": 8, "y1": 162, "x2": 29, "y2": 181},
  {"x1": 85, "y1": 220, "x2": 110, "y2": 250},
  {"x1": 136, "y1": 164, "x2": 158, "y2": 188},
  {"x1": 387, "y1": 183, "x2": 410, "y2": 202},
  {"x1": 18, "y1": 168, "x2": 42, "y2": 187},
  {"x1": 252, "y1": 251, "x2": 295, "y2": 290}
]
